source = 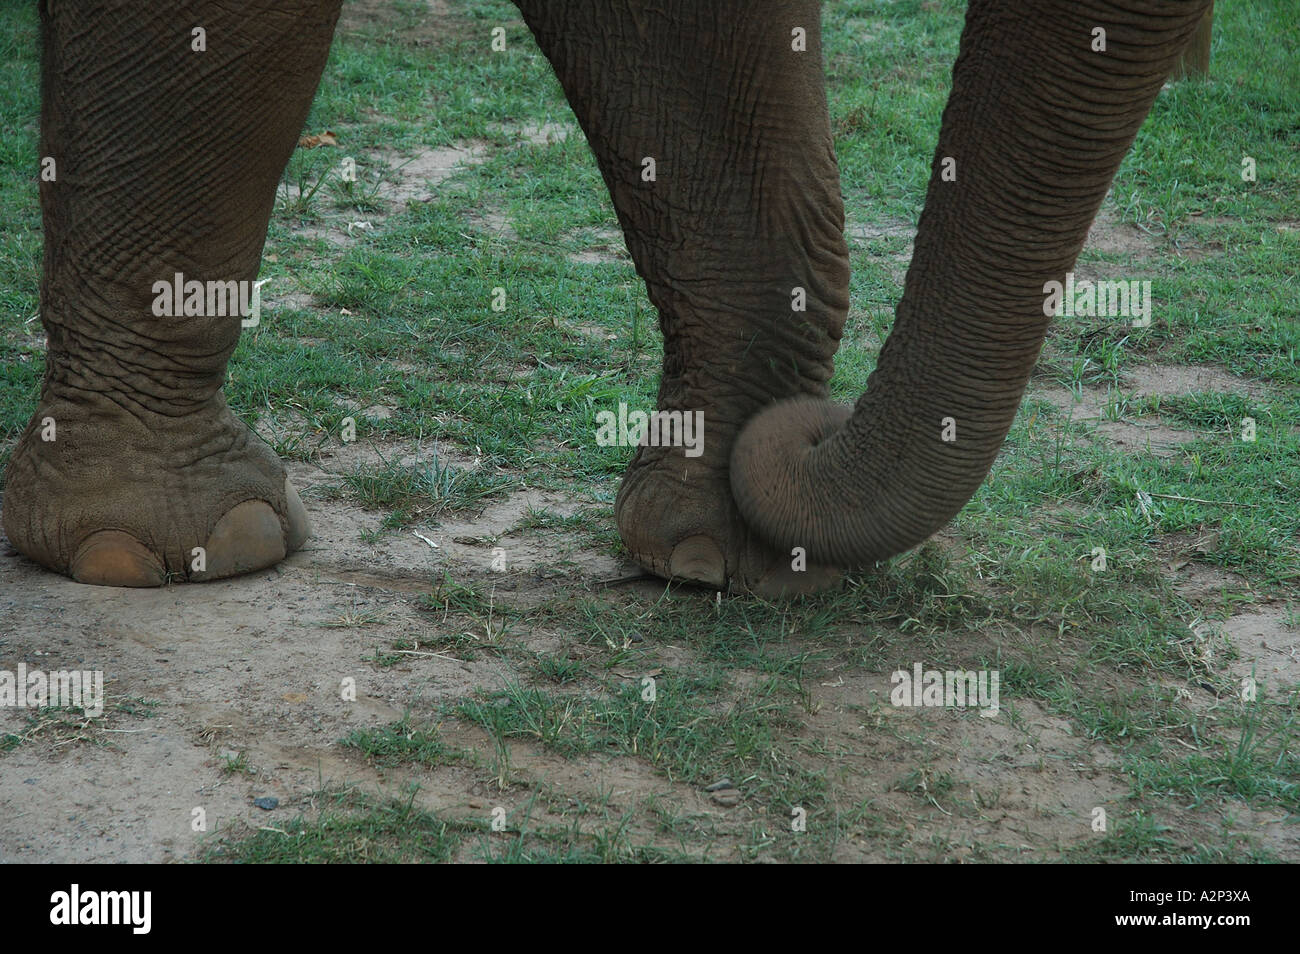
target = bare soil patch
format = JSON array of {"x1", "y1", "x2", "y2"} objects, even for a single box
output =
[
  {"x1": 1030, "y1": 360, "x2": 1270, "y2": 458},
  {"x1": 0, "y1": 462, "x2": 626, "y2": 861},
  {"x1": 1029, "y1": 383, "x2": 1200, "y2": 458}
]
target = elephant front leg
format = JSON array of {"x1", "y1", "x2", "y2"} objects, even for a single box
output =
[
  {"x1": 517, "y1": 0, "x2": 850, "y2": 594},
  {"x1": 2, "y1": 2, "x2": 341, "y2": 585}
]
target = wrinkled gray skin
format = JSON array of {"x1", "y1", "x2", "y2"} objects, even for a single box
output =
[{"x1": 2, "y1": 0, "x2": 1212, "y2": 592}]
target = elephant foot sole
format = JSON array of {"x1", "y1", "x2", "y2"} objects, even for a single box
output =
[
  {"x1": 614, "y1": 443, "x2": 842, "y2": 598},
  {"x1": 2, "y1": 396, "x2": 310, "y2": 586}
]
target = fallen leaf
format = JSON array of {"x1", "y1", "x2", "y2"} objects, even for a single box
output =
[{"x1": 298, "y1": 130, "x2": 339, "y2": 148}]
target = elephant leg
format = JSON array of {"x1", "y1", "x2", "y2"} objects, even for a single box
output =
[
  {"x1": 515, "y1": 0, "x2": 850, "y2": 593},
  {"x1": 2, "y1": 1, "x2": 341, "y2": 585}
]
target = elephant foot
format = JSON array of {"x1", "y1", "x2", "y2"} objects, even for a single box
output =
[
  {"x1": 614, "y1": 439, "x2": 842, "y2": 598},
  {"x1": 2, "y1": 396, "x2": 309, "y2": 586}
]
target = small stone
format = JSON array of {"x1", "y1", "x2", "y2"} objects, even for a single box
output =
[
  {"x1": 253, "y1": 797, "x2": 279, "y2": 811},
  {"x1": 704, "y1": 778, "x2": 733, "y2": 792},
  {"x1": 710, "y1": 789, "x2": 741, "y2": 807}
]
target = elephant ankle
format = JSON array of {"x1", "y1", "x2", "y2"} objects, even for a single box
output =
[{"x1": 40, "y1": 291, "x2": 238, "y2": 416}]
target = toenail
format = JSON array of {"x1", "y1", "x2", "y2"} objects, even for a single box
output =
[{"x1": 70, "y1": 530, "x2": 166, "y2": 587}]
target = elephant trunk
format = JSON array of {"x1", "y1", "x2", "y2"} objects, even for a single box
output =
[{"x1": 731, "y1": 0, "x2": 1213, "y2": 566}]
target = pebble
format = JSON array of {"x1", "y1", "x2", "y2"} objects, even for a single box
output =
[{"x1": 252, "y1": 797, "x2": 279, "y2": 811}]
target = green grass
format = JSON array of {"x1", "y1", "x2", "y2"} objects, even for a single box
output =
[
  {"x1": 331, "y1": 452, "x2": 517, "y2": 527},
  {"x1": 201, "y1": 783, "x2": 706, "y2": 863},
  {"x1": 220, "y1": 752, "x2": 256, "y2": 777},
  {"x1": 1127, "y1": 693, "x2": 1300, "y2": 811},
  {"x1": 203, "y1": 788, "x2": 468, "y2": 863},
  {"x1": 340, "y1": 717, "x2": 473, "y2": 768},
  {"x1": 2, "y1": 0, "x2": 1298, "y2": 862},
  {"x1": 455, "y1": 673, "x2": 827, "y2": 811}
]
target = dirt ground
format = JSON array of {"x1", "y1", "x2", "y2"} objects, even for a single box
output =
[
  {"x1": 0, "y1": 472, "x2": 1293, "y2": 861},
  {"x1": 0, "y1": 458, "x2": 625, "y2": 862},
  {"x1": 1, "y1": 204, "x2": 1294, "y2": 863}
]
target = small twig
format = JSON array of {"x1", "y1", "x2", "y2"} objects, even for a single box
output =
[
  {"x1": 927, "y1": 795, "x2": 953, "y2": 816},
  {"x1": 595, "y1": 573, "x2": 652, "y2": 586},
  {"x1": 390, "y1": 649, "x2": 456, "y2": 660},
  {"x1": 411, "y1": 530, "x2": 440, "y2": 549},
  {"x1": 1147, "y1": 492, "x2": 1255, "y2": 508}
]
